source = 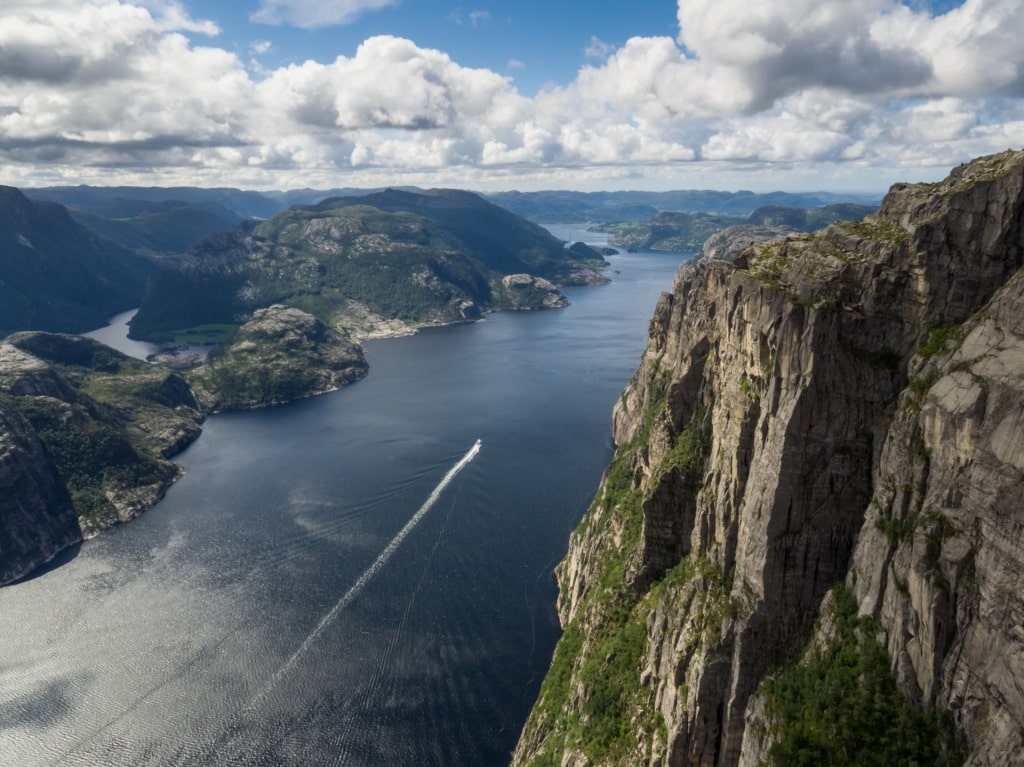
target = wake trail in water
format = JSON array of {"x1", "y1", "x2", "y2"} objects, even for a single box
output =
[{"x1": 244, "y1": 439, "x2": 482, "y2": 714}]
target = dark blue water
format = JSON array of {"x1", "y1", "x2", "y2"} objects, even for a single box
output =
[{"x1": 0, "y1": 234, "x2": 687, "y2": 767}]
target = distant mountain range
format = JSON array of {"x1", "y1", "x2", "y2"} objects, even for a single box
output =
[
  {"x1": 487, "y1": 189, "x2": 883, "y2": 223},
  {"x1": 597, "y1": 203, "x2": 879, "y2": 252},
  {"x1": 26, "y1": 183, "x2": 882, "y2": 229}
]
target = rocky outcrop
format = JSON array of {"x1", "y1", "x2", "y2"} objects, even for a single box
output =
[
  {"x1": 189, "y1": 305, "x2": 368, "y2": 412},
  {"x1": 499, "y1": 274, "x2": 570, "y2": 310},
  {"x1": 514, "y1": 150, "x2": 1024, "y2": 767},
  {"x1": 699, "y1": 224, "x2": 800, "y2": 263}
]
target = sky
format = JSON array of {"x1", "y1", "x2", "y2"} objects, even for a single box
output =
[{"x1": 0, "y1": 0, "x2": 1022, "y2": 193}]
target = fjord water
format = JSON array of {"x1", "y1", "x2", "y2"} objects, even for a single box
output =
[{"x1": 1, "y1": 233, "x2": 686, "y2": 767}]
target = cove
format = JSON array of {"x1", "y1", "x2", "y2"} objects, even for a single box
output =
[{"x1": 0, "y1": 231, "x2": 688, "y2": 767}]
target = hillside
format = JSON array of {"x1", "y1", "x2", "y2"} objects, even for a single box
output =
[
  {"x1": 130, "y1": 189, "x2": 608, "y2": 342},
  {"x1": 0, "y1": 333, "x2": 204, "y2": 582},
  {"x1": 68, "y1": 202, "x2": 242, "y2": 260},
  {"x1": 0, "y1": 303, "x2": 368, "y2": 584},
  {"x1": 513, "y1": 151, "x2": 1024, "y2": 767},
  {"x1": 598, "y1": 203, "x2": 878, "y2": 253},
  {"x1": 0, "y1": 187, "x2": 158, "y2": 336}
]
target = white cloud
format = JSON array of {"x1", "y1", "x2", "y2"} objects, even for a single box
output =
[
  {"x1": 250, "y1": 0, "x2": 400, "y2": 29},
  {"x1": 0, "y1": 0, "x2": 1022, "y2": 191},
  {"x1": 584, "y1": 37, "x2": 614, "y2": 61},
  {"x1": 257, "y1": 36, "x2": 525, "y2": 131}
]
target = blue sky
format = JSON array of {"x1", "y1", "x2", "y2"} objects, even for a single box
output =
[
  {"x1": 199, "y1": 0, "x2": 680, "y2": 96},
  {"x1": 0, "y1": 0, "x2": 1021, "y2": 192}
]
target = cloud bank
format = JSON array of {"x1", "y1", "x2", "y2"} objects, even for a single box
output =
[{"x1": 0, "y1": 0, "x2": 1022, "y2": 190}]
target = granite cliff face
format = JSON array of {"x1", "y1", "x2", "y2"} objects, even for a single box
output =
[{"x1": 514, "y1": 150, "x2": 1024, "y2": 767}]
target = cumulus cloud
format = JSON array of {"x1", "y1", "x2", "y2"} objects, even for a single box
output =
[
  {"x1": 257, "y1": 36, "x2": 525, "y2": 131},
  {"x1": 0, "y1": 0, "x2": 1023, "y2": 190}
]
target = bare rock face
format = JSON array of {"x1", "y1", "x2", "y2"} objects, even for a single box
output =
[
  {"x1": 845, "y1": 268, "x2": 1024, "y2": 767},
  {"x1": 513, "y1": 150, "x2": 1024, "y2": 767},
  {"x1": 0, "y1": 399, "x2": 80, "y2": 584},
  {"x1": 699, "y1": 224, "x2": 800, "y2": 263}
]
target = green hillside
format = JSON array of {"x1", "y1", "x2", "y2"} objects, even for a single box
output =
[{"x1": 131, "y1": 189, "x2": 607, "y2": 342}]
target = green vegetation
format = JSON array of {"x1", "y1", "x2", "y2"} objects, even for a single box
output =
[
  {"x1": 3, "y1": 333, "x2": 201, "y2": 529},
  {"x1": 14, "y1": 395, "x2": 176, "y2": 525},
  {"x1": 0, "y1": 187, "x2": 157, "y2": 336},
  {"x1": 131, "y1": 189, "x2": 606, "y2": 341},
  {"x1": 169, "y1": 324, "x2": 239, "y2": 344},
  {"x1": 524, "y1": 401, "x2": 714, "y2": 764},
  {"x1": 918, "y1": 322, "x2": 967, "y2": 361},
  {"x1": 596, "y1": 211, "x2": 746, "y2": 252},
  {"x1": 905, "y1": 370, "x2": 941, "y2": 412},
  {"x1": 838, "y1": 218, "x2": 910, "y2": 249},
  {"x1": 761, "y1": 584, "x2": 967, "y2": 767},
  {"x1": 875, "y1": 513, "x2": 917, "y2": 548},
  {"x1": 189, "y1": 306, "x2": 367, "y2": 412}
]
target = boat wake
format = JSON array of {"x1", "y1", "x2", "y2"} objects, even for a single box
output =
[{"x1": 246, "y1": 439, "x2": 482, "y2": 710}]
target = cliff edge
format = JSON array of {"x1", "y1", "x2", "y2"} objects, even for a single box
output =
[{"x1": 514, "y1": 150, "x2": 1024, "y2": 767}]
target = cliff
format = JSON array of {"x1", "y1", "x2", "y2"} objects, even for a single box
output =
[{"x1": 513, "y1": 150, "x2": 1024, "y2": 767}]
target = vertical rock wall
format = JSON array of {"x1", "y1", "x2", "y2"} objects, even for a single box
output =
[{"x1": 514, "y1": 150, "x2": 1024, "y2": 767}]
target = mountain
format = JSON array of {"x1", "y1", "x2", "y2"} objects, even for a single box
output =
[
  {"x1": 67, "y1": 202, "x2": 242, "y2": 259},
  {"x1": 746, "y1": 202, "x2": 879, "y2": 230},
  {"x1": 24, "y1": 184, "x2": 422, "y2": 222},
  {"x1": 0, "y1": 187, "x2": 159, "y2": 336},
  {"x1": 594, "y1": 211, "x2": 747, "y2": 251},
  {"x1": 26, "y1": 185, "x2": 287, "y2": 220},
  {"x1": 0, "y1": 302, "x2": 366, "y2": 583},
  {"x1": 189, "y1": 304, "x2": 368, "y2": 413},
  {"x1": 597, "y1": 203, "x2": 879, "y2": 254},
  {"x1": 513, "y1": 150, "x2": 1024, "y2": 766},
  {"x1": 488, "y1": 189, "x2": 883, "y2": 224},
  {"x1": 0, "y1": 332, "x2": 204, "y2": 583},
  {"x1": 129, "y1": 188, "x2": 608, "y2": 342}
]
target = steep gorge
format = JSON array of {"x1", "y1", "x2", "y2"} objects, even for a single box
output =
[{"x1": 513, "y1": 150, "x2": 1024, "y2": 767}]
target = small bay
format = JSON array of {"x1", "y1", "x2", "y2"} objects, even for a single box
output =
[{"x1": 0, "y1": 231, "x2": 688, "y2": 767}]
